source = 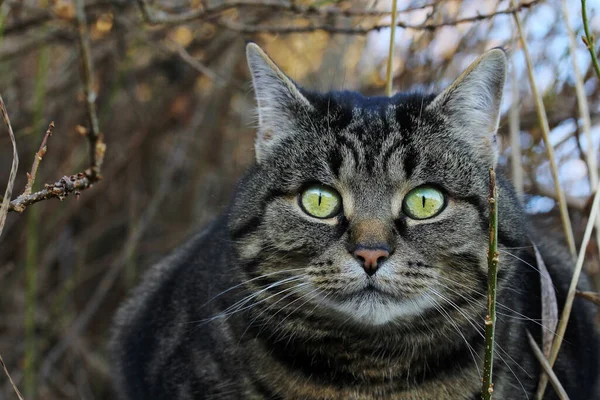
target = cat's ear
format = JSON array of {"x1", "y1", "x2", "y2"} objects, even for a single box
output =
[
  {"x1": 246, "y1": 43, "x2": 313, "y2": 163},
  {"x1": 426, "y1": 48, "x2": 507, "y2": 166}
]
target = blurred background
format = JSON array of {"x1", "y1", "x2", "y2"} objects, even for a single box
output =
[{"x1": 0, "y1": 0, "x2": 599, "y2": 398}]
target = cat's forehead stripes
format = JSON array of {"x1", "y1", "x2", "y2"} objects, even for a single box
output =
[{"x1": 322, "y1": 102, "x2": 425, "y2": 183}]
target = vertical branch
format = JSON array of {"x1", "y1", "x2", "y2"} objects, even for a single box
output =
[
  {"x1": 385, "y1": 0, "x2": 398, "y2": 96},
  {"x1": 482, "y1": 168, "x2": 499, "y2": 400},
  {"x1": 509, "y1": 38, "x2": 523, "y2": 195},
  {"x1": 76, "y1": 0, "x2": 102, "y2": 178},
  {"x1": 581, "y1": 0, "x2": 600, "y2": 80},
  {"x1": 512, "y1": 1, "x2": 577, "y2": 257},
  {"x1": 565, "y1": 0, "x2": 597, "y2": 185}
]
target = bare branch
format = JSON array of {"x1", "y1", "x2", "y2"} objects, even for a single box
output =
[
  {"x1": 136, "y1": 0, "x2": 437, "y2": 25},
  {"x1": 217, "y1": 0, "x2": 543, "y2": 34},
  {"x1": 135, "y1": 0, "x2": 543, "y2": 33},
  {"x1": 8, "y1": 172, "x2": 97, "y2": 213},
  {"x1": 23, "y1": 122, "x2": 54, "y2": 197},
  {"x1": 76, "y1": 0, "x2": 104, "y2": 179}
]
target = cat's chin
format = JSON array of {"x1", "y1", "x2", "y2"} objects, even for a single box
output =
[{"x1": 322, "y1": 290, "x2": 433, "y2": 326}]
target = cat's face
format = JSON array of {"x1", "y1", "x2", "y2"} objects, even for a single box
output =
[{"x1": 229, "y1": 44, "x2": 520, "y2": 327}]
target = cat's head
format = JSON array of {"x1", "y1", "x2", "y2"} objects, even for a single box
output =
[{"x1": 228, "y1": 43, "x2": 525, "y2": 327}]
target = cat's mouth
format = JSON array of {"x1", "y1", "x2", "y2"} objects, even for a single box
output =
[{"x1": 332, "y1": 280, "x2": 405, "y2": 302}]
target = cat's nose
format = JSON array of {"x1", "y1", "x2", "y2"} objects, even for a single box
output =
[{"x1": 353, "y1": 246, "x2": 389, "y2": 276}]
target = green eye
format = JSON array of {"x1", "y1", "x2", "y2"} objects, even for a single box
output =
[
  {"x1": 403, "y1": 186, "x2": 446, "y2": 220},
  {"x1": 299, "y1": 184, "x2": 342, "y2": 219}
]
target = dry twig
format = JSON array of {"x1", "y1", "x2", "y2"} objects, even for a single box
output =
[
  {"x1": 76, "y1": 0, "x2": 103, "y2": 178},
  {"x1": 581, "y1": 0, "x2": 600, "y2": 80},
  {"x1": 537, "y1": 179, "x2": 600, "y2": 399},
  {"x1": 576, "y1": 290, "x2": 600, "y2": 307},
  {"x1": 0, "y1": 96, "x2": 18, "y2": 237},
  {"x1": 512, "y1": 0, "x2": 577, "y2": 257},
  {"x1": 136, "y1": 0, "x2": 543, "y2": 34},
  {"x1": 1, "y1": 0, "x2": 107, "y2": 214},
  {"x1": 0, "y1": 354, "x2": 24, "y2": 400},
  {"x1": 136, "y1": 0, "x2": 438, "y2": 25},
  {"x1": 23, "y1": 122, "x2": 54, "y2": 197},
  {"x1": 526, "y1": 332, "x2": 570, "y2": 400},
  {"x1": 384, "y1": 0, "x2": 398, "y2": 97}
]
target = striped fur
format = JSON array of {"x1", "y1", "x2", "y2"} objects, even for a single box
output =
[{"x1": 111, "y1": 44, "x2": 599, "y2": 399}]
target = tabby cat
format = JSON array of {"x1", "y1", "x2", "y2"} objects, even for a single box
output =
[{"x1": 111, "y1": 43, "x2": 599, "y2": 399}]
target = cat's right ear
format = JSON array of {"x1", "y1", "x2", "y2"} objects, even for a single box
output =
[
  {"x1": 425, "y1": 48, "x2": 507, "y2": 167},
  {"x1": 246, "y1": 43, "x2": 313, "y2": 163}
]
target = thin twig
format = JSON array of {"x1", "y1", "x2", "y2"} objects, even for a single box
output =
[
  {"x1": 537, "y1": 179, "x2": 600, "y2": 399},
  {"x1": 171, "y1": 42, "x2": 230, "y2": 85},
  {"x1": 136, "y1": 0, "x2": 438, "y2": 25},
  {"x1": 576, "y1": 290, "x2": 600, "y2": 307},
  {"x1": 385, "y1": 0, "x2": 398, "y2": 96},
  {"x1": 40, "y1": 125, "x2": 193, "y2": 382},
  {"x1": 3, "y1": 0, "x2": 107, "y2": 214},
  {"x1": 218, "y1": 1, "x2": 543, "y2": 34},
  {"x1": 0, "y1": 95, "x2": 19, "y2": 237},
  {"x1": 566, "y1": 0, "x2": 598, "y2": 185},
  {"x1": 564, "y1": 0, "x2": 600, "y2": 301},
  {"x1": 512, "y1": 0, "x2": 577, "y2": 257},
  {"x1": 581, "y1": 0, "x2": 600, "y2": 80},
  {"x1": 23, "y1": 121, "x2": 54, "y2": 196},
  {"x1": 509, "y1": 28, "x2": 523, "y2": 195},
  {"x1": 76, "y1": 0, "x2": 103, "y2": 179},
  {"x1": 482, "y1": 168, "x2": 499, "y2": 400},
  {"x1": 0, "y1": 354, "x2": 24, "y2": 400},
  {"x1": 8, "y1": 172, "x2": 100, "y2": 213},
  {"x1": 526, "y1": 331, "x2": 570, "y2": 400}
]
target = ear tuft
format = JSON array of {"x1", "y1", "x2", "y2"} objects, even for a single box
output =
[
  {"x1": 426, "y1": 48, "x2": 507, "y2": 166},
  {"x1": 246, "y1": 43, "x2": 312, "y2": 163}
]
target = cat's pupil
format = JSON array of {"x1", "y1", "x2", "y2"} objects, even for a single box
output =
[
  {"x1": 422, "y1": 196, "x2": 426, "y2": 208},
  {"x1": 318, "y1": 193, "x2": 322, "y2": 206}
]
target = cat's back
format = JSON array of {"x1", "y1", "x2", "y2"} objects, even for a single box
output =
[{"x1": 110, "y1": 215, "x2": 243, "y2": 400}]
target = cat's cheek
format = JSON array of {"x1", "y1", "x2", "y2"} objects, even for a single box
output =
[{"x1": 261, "y1": 201, "x2": 340, "y2": 254}]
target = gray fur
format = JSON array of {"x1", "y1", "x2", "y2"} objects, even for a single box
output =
[{"x1": 111, "y1": 44, "x2": 599, "y2": 400}]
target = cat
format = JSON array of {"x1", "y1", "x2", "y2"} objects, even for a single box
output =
[{"x1": 110, "y1": 43, "x2": 599, "y2": 400}]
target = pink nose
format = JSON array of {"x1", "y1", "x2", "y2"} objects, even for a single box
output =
[{"x1": 353, "y1": 247, "x2": 390, "y2": 276}]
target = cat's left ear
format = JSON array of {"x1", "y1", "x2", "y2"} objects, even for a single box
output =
[
  {"x1": 246, "y1": 43, "x2": 313, "y2": 163},
  {"x1": 426, "y1": 48, "x2": 507, "y2": 166}
]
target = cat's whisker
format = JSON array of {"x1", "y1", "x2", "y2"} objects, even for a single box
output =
[
  {"x1": 499, "y1": 249, "x2": 557, "y2": 290},
  {"x1": 241, "y1": 282, "x2": 312, "y2": 340},
  {"x1": 429, "y1": 288, "x2": 532, "y2": 385},
  {"x1": 200, "y1": 267, "x2": 306, "y2": 308},
  {"x1": 273, "y1": 288, "x2": 323, "y2": 335},
  {"x1": 218, "y1": 279, "x2": 308, "y2": 321},
  {"x1": 192, "y1": 276, "x2": 307, "y2": 326},
  {"x1": 436, "y1": 275, "x2": 561, "y2": 338},
  {"x1": 422, "y1": 293, "x2": 482, "y2": 379}
]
